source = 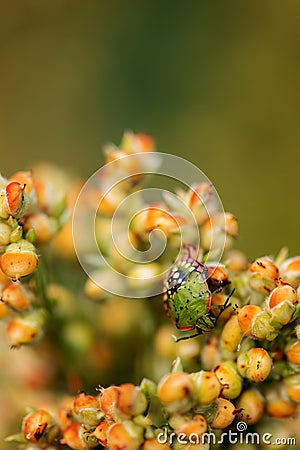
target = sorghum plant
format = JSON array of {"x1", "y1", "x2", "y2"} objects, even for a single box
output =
[{"x1": 1, "y1": 132, "x2": 300, "y2": 450}]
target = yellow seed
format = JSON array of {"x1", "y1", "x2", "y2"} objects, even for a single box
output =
[
  {"x1": 283, "y1": 375, "x2": 300, "y2": 403},
  {"x1": 193, "y1": 370, "x2": 222, "y2": 405},
  {"x1": 237, "y1": 305, "x2": 263, "y2": 336},
  {"x1": 118, "y1": 383, "x2": 147, "y2": 417},
  {"x1": 107, "y1": 421, "x2": 144, "y2": 450},
  {"x1": 176, "y1": 339, "x2": 201, "y2": 363},
  {"x1": 249, "y1": 257, "x2": 279, "y2": 281},
  {"x1": 6, "y1": 317, "x2": 42, "y2": 347},
  {"x1": 24, "y1": 213, "x2": 58, "y2": 243},
  {"x1": 211, "y1": 398, "x2": 236, "y2": 428},
  {"x1": 247, "y1": 348, "x2": 272, "y2": 382},
  {"x1": 236, "y1": 351, "x2": 249, "y2": 377},
  {"x1": 5, "y1": 181, "x2": 25, "y2": 216},
  {"x1": 221, "y1": 314, "x2": 243, "y2": 352},
  {"x1": 61, "y1": 422, "x2": 89, "y2": 450},
  {"x1": 266, "y1": 399, "x2": 297, "y2": 418},
  {"x1": 57, "y1": 398, "x2": 73, "y2": 432},
  {"x1": 2, "y1": 282, "x2": 31, "y2": 310},
  {"x1": 225, "y1": 249, "x2": 248, "y2": 272},
  {"x1": 157, "y1": 372, "x2": 195, "y2": 404},
  {"x1": 9, "y1": 170, "x2": 34, "y2": 194},
  {"x1": 127, "y1": 263, "x2": 162, "y2": 290},
  {"x1": 93, "y1": 420, "x2": 110, "y2": 447},
  {"x1": 287, "y1": 341, "x2": 300, "y2": 365},
  {"x1": 236, "y1": 389, "x2": 264, "y2": 424},
  {"x1": 0, "y1": 301, "x2": 10, "y2": 318},
  {"x1": 200, "y1": 335, "x2": 221, "y2": 370},
  {"x1": 174, "y1": 414, "x2": 207, "y2": 438},
  {"x1": 187, "y1": 182, "x2": 212, "y2": 225},
  {"x1": 155, "y1": 324, "x2": 177, "y2": 360},
  {"x1": 0, "y1": 240, "x2": 38, "y2": 280},
  {"x1": 99, "y1": 386, "x2": 121, "y2": 422},
  {"x1": 73, "y1": 392, "x2": 99, "y2": 414},
  {"x1": 0, "y1": 222, "x2": 11, "y2": 246},
  {"x1": 268, "y1": 282, "x2": 297, "y2": 308},
  {"x1": 84, "y1": 277, "x2": 107, "y2": 301},
  {"x1": 214, "y1": 361, "x2": 242, "y2": 399}
]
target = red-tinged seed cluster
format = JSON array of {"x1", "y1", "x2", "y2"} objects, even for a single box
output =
[{"x1": 0, "y1": 167, "x2": 68, "y2": 347}]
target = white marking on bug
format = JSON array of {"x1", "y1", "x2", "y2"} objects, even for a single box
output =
[
  {"x1": 173, "y1": 272, "x2": 180, "y2": 279},
  {"x1": 178, "y1": 278, "x2": 183, "y2": 284}
]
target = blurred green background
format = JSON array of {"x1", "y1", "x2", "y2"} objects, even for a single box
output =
[{"x1": 1, "y1": 0, "x2": 299, "y2": 259}]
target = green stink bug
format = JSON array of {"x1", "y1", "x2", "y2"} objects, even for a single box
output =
[{"x1": 163, "y1": 247, "x2": 233, "y2": 341}]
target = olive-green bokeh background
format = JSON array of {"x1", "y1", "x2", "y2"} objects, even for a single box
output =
[{"x1": 1, "y1": 1, "x2": 299, "y2": 259}]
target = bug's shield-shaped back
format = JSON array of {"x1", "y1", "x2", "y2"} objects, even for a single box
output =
[{"x1": 167, "y1": 270, "x2": 211, "y2": 330}]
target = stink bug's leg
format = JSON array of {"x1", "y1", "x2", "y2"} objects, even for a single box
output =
[
  {"x1": 173, "y1": 328, "x2": 205, "y2": 342},
  {"x1": 210, "y1": 286, "x2": 222, "y2": 296},
  {"x1": 182, "y1": 244, "x2": 196, "y2": 259},
  {"x1": 215, "y1": 288, "x2": 235, "y2": 321}
]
